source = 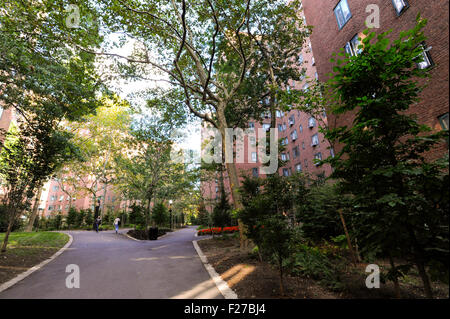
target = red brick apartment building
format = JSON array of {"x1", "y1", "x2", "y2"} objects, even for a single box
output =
[{"x1": 302, "y1": 0, "x2": 449, "y2": 157}]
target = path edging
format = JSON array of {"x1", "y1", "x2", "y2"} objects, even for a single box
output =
[
  {"x1": 192, "y1": 238, "x2": 238, "y2": 299},
  {"x1": 0, "y1": 232, "x2": 73, "y2": 294}
]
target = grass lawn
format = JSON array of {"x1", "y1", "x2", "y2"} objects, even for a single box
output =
[{"x1": 0, "y1": 232, "x2": 69, "y2": 285}]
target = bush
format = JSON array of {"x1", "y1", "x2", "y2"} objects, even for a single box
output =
[
  {"x1": 152, "y1": 202, "x2": 168, "y2": 226},
  {"x1": 0, "y1": 205, "x2": 23, "y2": 232},
  {"x1": 66, "y1": 207, "x2": 78, "y2": 229},
  {"x1": 286, "y1": 241, "x2": 346, "y2": 290},
  {"x1": 129, "y1": 204, "x2": 145, "y2": 229}
]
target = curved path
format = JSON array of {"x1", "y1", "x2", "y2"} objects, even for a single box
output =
[{"x1": 0, "y1": 226, "x2": 223, "y2": 299}]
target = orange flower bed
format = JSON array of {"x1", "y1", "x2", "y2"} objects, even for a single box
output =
[{"x1": 197, "y1": 226, "x2": 239, "y2": 236}]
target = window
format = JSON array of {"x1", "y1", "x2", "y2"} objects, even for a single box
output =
[
  {"x1": 439, "y1": 113, "x2": 449, "y2": 131},
  {"x1": 392, "y1": 0, "x2": 409, "y2": 15},
  {"x1": 249, "y1": 122, "x2": 255, "y2": 129},
  {"x1": 252, "y1": 167, "x2": 259, "y2": 178},
  {"x1": 53, "y1": 185, "x2": 59, "y2": 191},
  {"x1": 298, "y1": 53, "x2": 304, "y2": 64},
  {"x1": 415, "y1": 43, "x2": 434, "y2": 70},
  {"x1": 334, "y1": 0, "x2": 352, "y2": 30},
  {"x1": 292, "y1": 146, "x2": 300, "y2": 158},
  {"x1": 291, "y1": 130, "x2": 298, "y2": 141},
  {"x1": 311, "y1": 134, "x2": 319, "y2": 146},
  {"x1": 284, "y1": 137, "x2": 289, "y2": 145},
  {"x1": 251, "y1": 152, "x2": 257, "y2": 163},
  {"x1": 276, "y1": 110, "x2": 284, "y2": 118},
  {"x1": 311, "y1": 56, "x2": 315, "y2": 66},
  {"x1": 262, "y1": 123, "x2": 271, "y2": 131},
  {"x1": 289, "y1": 116, "x2": 295, "y2": 126},
  {"x1": 51, "y1": 195, "x2": 56, "y2": 201},
  {"x1": 315, "y1": 71, "x2": 319, "y2": 80},
  {"x1": 48, "y1": 205, "x2": 53, "y2": 211},
  {"x1": 215, "y1": 186, "x2": 219, "y2": 193},
  {"x1": 0, "y1": 107, "x2": 3, "y2": 120},
  {"x1": 299, "y1": 124, "x2": 303, "y2": 133},
  {"x1": 59, "y1": 195, "x2": 64, "y2": 202},
  {"x1": 330, "y1": 147, "x2": 335, "y2": 158},
  {"x1": 281, "y1": 153, "x2": 287, "y2": 161},
  {"x1": 345, "y1": 34, "x2": 362, "y2": 56},
  {"x1": 249, "y1": 136, "x2": 256, "y2": 146},
  {"x1": 314, "y1": 152, "x2": 323, "y2": 165},
  {"x1": 302, "y1": 142, "x2": 305, "y2": 150},
  {"x1": 278, "y1": 124, "x2": 283, "y2": 132},
  {"x1": 295, "y1": 163, "x2": 302, "y2": 172},
  {"x1": 308, "y1": 117, "x2": 316, "y2": 128},
  {"x1": 282, "y1": 168, "x2": 290, "y2": 177},
  {"x1": 302, "y1": 83, "x2": 309, "y2": 92}
]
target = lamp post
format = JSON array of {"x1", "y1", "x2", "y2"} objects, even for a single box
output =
[{"x1": 169, "y1": 200, "x2": 173, "y2": 230}]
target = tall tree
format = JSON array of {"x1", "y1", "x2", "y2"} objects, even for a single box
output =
[
  {"x1": 74, "y1": 0, "x2": 309, "y2": 247},
  {"x1": 0, "y1": 1, "x2": 103, "y2": 240}
]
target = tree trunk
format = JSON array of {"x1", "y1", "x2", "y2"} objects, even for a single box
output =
[
  {"x1": 388, "y1": 253, "x2": 402, "y2": 298},
  {"x1": 416, "y1": 260, "x2": 433, "y2": 298},
  {"x1": 25, "y1": 185, "x2": 43, "y2": 232},
  {"x1": 279, "y1": 255, "x2": 285, "y2": 296},
  {"x1": 407, "y1": 225, "x2": 433, "y2": 298},
  {"x1": 145, "y1": 197, "x2": 151, "y2": 231},
  {"x1": 1, "y1": 213, "x2": 16, "y2": 253},
  {"x1": 338, "y1": 209, "x2": 358, "y2": 265},
  {"x1": 216, "y1": 104, "x2": 248, "y2": 249}
]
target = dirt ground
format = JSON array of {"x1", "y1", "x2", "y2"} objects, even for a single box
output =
[
  {"x1": 197, "y1": 235, "x2": 449, "y2": 299},
  {"x1": 0, "y1": 247, "x2": 59, "y2": 285},
  {"x1": 197, "y1": 235, "x2": 338, "y2": 299}
]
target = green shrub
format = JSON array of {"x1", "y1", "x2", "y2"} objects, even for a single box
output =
[
  {"x1": 287, "y1": 242, "x2": 345, "y2": 290},
  {"x1": 0, "y1": 205, "x2": 22, "y2": 232}
]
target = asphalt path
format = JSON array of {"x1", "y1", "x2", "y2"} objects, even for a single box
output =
[{"x1": 0, "y1": 226, "x2": 223, "y2": 299}]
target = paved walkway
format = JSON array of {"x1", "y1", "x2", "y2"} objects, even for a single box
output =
[{"x1": 0, "y1": 226, "x2": 223, "y2": 299}]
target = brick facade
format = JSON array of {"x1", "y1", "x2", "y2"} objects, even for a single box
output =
[{"x1": 302, "y1": 0, "x2": 449, "y2": 158}]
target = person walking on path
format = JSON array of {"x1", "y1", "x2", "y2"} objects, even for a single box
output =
[
  {"x1": 95, "y1": 216, "x2": 102, "y2": 233},
  {"x1": 113, "y1": 217, "x2": 120, "y2": 234}
]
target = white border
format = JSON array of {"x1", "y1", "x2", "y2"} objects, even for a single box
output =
[
  {"x1": 0, "y1": 232, "x2": 73, "y2": 294},
  {"x1": 192, "y1": 239, "x2": 238, "y2": 299}
]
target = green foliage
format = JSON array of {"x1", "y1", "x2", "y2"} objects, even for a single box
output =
[
  {"x1": 324, "y1": 17, "x2": 449, "y2": 294},
  {"x1": 128, "y1": 204, "x2": 145, "y2": 229},
  {"x1": 195, "y1": 201, "x2": 210, "y2": 226},
  {"x1": 152, "y1": 202, "x2": 169, "y2": 226},
  {"x1": 0, "y1": 205, "x2": 22, "y2": 233},
  {"x1": 286, "y1": 242, "x2": 345, "y2": 290},
  {"x1": 52, "y1": 213, "x2": 63, "y2": 230},
  {"x1": 212, "y1": 185, "x2": 232, "y2": 228},
  {"x1": 296, "y1": 182, "x2": 350, "y2": 242},
  {"x1": 66, "y1": 207, "x2": 78, "y2": 230},
  {"x1": 84, "y1": 209, "x2": 94, "y2": 227}
]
